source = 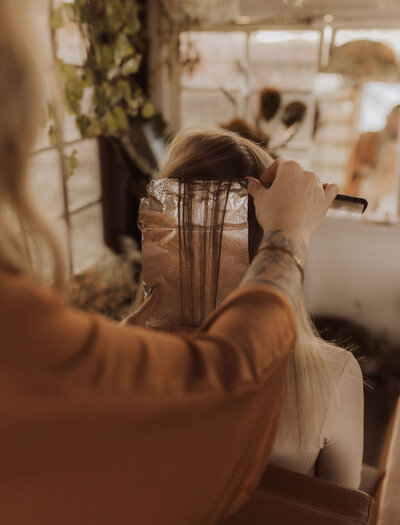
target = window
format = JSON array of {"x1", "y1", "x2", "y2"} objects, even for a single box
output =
[
  {"x1": 28, "y1": 1, "x2": 108, "y2": 275},
  {"x1": 179, "y1": 29, "x2": 321, "y2": 168}
]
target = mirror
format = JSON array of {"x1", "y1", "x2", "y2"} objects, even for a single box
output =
[
  {"x1": 179, "y1": 28, "x2": 400, "y2": 222},
  {"x1": 312, "y1": 30, "x2": 400, "y2": 222},
  {"x1": 348, "y1": 83, "x2": 400, "y2": 221}
]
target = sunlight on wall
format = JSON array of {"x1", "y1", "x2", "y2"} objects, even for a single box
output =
[{"x1": 255, "y1": 30, "x2": 319, "y2": 44}]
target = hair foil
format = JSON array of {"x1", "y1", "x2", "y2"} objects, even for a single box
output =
[{"x1": 139, "y1": 178, "x2": 249, "y2": 328}]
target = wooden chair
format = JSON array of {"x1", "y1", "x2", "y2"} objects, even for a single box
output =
[
  {"x1": 222, "y1": 397, "x2": 400, "y2": 525},
  {"x1": 373, "y1": 396, "x2": 400, "y2": 525},
  {"x1": 221, "y1": 465, "x2": 375, "y2": 525}
]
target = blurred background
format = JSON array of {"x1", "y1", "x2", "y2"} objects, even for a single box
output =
[{"x1": 27, "y1": 0, "x2": 400, "y2": 464}]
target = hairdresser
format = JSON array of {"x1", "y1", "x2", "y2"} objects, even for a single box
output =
[{"x1": 0, "y1": 3, "x2": 338, "y2": 525}]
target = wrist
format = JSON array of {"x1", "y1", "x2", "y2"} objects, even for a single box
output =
[
  {"x1": 260, "y1": 228, "x2": 309, "y2": 265},
  {"x1": 254, "y1": 245, "x2": 305, "y2": 283},
  {"x1": 242, "y1": 228, "x2": 307, "y2": 304}
]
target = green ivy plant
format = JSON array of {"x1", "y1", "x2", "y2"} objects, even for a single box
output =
[{"x1": 50, "y1": 0, "x2": 155, "y2": 172}]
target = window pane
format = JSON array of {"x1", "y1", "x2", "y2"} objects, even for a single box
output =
[
  {"x1": 28, "y1": 149, "x2": 64, "y2": 217},
  {"x1": 311, "y1": 76, "x2": 358, "y2": 191},
  {"x1": 249, "y1": 31, "x2": 320, "y2": 91},
  {"x1": 180, "y1": 88, "x2": 242, "y2": 128},
  {"x1": 56, "y1": 20, "x2": 87, "y2": 65},
  {"x1": 71, "y1": 204, "x2": 107, "y2": 273},
  {"x1": 64, "y1": 111, "x2": 82, "y2": 143},
  {"x1": 180, "y1": 31, "x2": 247, "y2": 90},
  {"x1": 66, "y1": 139, "x2": 101, "y2": 210}
]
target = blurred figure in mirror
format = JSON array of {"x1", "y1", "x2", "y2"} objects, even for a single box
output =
[{"x1": 348, "y1": 104, "x2": 400, "y2": 213}]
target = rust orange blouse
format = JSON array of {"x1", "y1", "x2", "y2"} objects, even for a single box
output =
[{"x1": 0, "y1": 270, "x2": 296, "y2": 525}]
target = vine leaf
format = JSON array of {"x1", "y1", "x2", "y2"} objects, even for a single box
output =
[
  {"x1": 101, "y1": 111, "x2": 118, "y2": 135},
  {"x1": 48, "y1": 0, "x2": 157, "y2": 173},
  {"x1": 114, "y1": 34, "x2": 135, "y2": 65},
  {"x1": 51, "y1": 7, "x2": 64, "y2": 31},
  {"x1": 121, "y1": 55, "x2": 142, "y2": 76},
  {"x1": 141, "y1": 102, "x2": 155, "y2": 119},
  {"x1": 64, "y1": 149, "x2": 79, "y2": 178},
  {"x1": 49, "y1": 124, "x2": 59, "y2": 146},
  {"x1": 113, "y1": 106, "x2": 129, "y2": 130}
]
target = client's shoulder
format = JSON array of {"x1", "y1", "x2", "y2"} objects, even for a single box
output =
[{"x1": 320, "y1": 343, "x2": 363, "y2": 387}]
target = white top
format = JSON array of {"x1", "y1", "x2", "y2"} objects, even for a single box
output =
[{"x1": 269, "y1": 346, "x2": 364, "y2": 489}]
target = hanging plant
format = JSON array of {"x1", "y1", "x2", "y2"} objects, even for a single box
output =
[
  {"x1": 50, "y1": 0, "x2": 157, "y2": 174},
  {"x1": 162, "y1": 0, "x2": 240, "y2": 26}
]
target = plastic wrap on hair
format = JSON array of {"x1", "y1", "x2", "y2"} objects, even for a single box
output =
[{"x1": 139, "y1": 178, "x2": 249, "y2": 328}]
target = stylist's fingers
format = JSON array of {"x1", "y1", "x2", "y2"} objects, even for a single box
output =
[
  {"x1": 259, "y1": 158, "x2": 282, "y2": 185},
  {"x1": 259, "y1": 156, "x2": 296, "y2": 185},
  {"x1": 323, "y1": 183, "x2": 339, "y2": 208},
  {"x1": 245, "y1": 176, "x2": 266, "y2": 199},
  {"x1": 305, "y1": 170, "x2": 322, "y2": 184}
]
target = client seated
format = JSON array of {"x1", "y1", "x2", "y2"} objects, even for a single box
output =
[{"x1": 138, "y1": 127, "x2": 364, "y2": 490}]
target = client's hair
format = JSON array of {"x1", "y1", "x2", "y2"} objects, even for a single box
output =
[
  {"x1": 161, "y1": 128, "x2": 268, "y2": 325},
  {"x1": 160, "y1": 127, "x2": 335, "y2": 450}
]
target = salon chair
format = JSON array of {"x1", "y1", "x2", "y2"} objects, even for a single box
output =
[
  {"x1": 222, "y1": 396, "x2": 400, "y2": 525},
  {"x1": 368, "y1": 396, "x2": 400, "y2": 525},
  {"x1": 221, "y1": 465, "x2": 375, "y2": 525}
]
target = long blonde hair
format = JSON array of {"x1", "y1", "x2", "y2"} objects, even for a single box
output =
[
  {"x1": 160, "y1": 127, "x2": 335, "y2": 449},
  {"x1": 0, "y1": 0, "x2": 65, "y2": 289}
]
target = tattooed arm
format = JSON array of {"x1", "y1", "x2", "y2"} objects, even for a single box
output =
[
  {"x1": 242, "y1": 159, "x2": 338, "y2": 304},
  {"x1": 241, "y1": 229, "x2": 307, "y2": 305}
]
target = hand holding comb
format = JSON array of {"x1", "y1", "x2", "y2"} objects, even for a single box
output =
[{"x1": 240, "y1": 159, "x2": 368, "y2": 214}]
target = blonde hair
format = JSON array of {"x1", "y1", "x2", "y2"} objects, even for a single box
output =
[
  {"x1": 276, "y1": 298, "x2": 335, "y2": 449},
  {"x1": 160, "y1": 127, "x2": 335, "y2": 449},
  {"x1": 0, "y1": 0, "x2": 65, "y2": 289}
]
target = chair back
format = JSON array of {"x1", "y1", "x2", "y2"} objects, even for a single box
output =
[
  {"x1": 374, "y1": 396, "x2": 400, "y2": 525},
  {"x1": 221, "y1": 465, "x2": 375, "y2": 525}
]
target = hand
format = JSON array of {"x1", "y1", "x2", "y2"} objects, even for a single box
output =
[
  {"x1": 246, "y1": 158, "x2": 338, "y2": 247},
  {"x1": 120, "y1": 289, "x2": 159, "y2": 326}
]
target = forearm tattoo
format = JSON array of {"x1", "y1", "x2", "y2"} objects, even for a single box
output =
[{"x1": 241, "y1": 229, "x2": 307, "y2": 305}]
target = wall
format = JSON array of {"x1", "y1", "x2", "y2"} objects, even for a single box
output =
[{"x1": 304, "y1": 215, "x2": 400, "y2": 344}]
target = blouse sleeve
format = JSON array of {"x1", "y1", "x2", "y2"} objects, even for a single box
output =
[
  {"x1": 316, "y1": 353, "x2": 364, "y2": 489},
  {"x1": 0, "y1": 274, "x2": 296, "y2": 525}
]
